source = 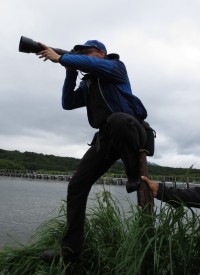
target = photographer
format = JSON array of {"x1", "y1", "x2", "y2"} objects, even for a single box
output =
[
  {"x1": 141, "y1": 176, "x2": 200, "y2": 208},
  {"x1": 37, "y1": 39, "x2": 148, "y2": 263}
]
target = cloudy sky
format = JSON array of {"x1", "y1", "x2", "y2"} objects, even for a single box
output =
[{"x1": 0, "y1": 0, "x2": 200, "y2": 169}]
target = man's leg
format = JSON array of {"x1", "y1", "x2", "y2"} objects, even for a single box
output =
[
  {"x1": 106, "y1": 113, "x2": 147, "y2": 193},
  {"x1": 61, "y1": 139, "x2": 119, "y2": 258}
]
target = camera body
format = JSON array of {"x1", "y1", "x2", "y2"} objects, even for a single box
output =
[{"x1": 19, "y1": 36, "x2": 71, "y2": 55}]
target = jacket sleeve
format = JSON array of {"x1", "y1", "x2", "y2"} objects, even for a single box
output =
[
  {"x1": 156, "y1": 183, "x2": 200, "y2": 208},
  {"x1": 59, "y1": 54, "x2": 127, "y2": 83},
  {"x1": 62, "y1": 70, "x2": 87, "y2": 110}
]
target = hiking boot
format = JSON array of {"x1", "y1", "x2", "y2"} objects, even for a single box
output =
[
  {"x1": 126, "y1": 179, "x2": 140, "y2": 193},
  {"x1": 40, "y1": 249, "x2": 59, "y2": 263},
  {"x1": 40, "y1": 246, "x2": 79, "y2": 264}
]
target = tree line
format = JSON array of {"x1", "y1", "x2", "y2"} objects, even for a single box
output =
[{"x1": 0, "y1": 148, "x2": 200, "y2": 177}]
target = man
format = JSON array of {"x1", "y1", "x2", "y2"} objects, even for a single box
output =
[
  {"x1": 142, "y1": 176, "x2": 200, "y2": 208},
  {"x1": 37, "y1": 40, "x2": 148, "y2": 262}
]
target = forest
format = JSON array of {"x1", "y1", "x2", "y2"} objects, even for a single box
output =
[{"x1": 0, "y1": 148, "x2": 200, "y2": 177}]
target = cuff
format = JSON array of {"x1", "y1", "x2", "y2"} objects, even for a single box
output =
[{"x1": 156, "y1": 183, "x2": 165, "y2": 200}]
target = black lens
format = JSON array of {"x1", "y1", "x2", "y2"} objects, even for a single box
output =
[
  {"x1": 19, "y1": 36, "x2": 72, "y2": 55},
  {"x1": 19, "y1": 36, "x2": 44, "y2": 54}
]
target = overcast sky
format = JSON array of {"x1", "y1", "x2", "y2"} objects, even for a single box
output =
[{"x1": 0, "y1": 0, "x2": 200, "y2": 169}]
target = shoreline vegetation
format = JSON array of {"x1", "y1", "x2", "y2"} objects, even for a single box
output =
[
  {"x1": 0, "y1": 149, "x2": 200, "y2": 184},
  {"x1": 0, "y1": 191, "x2": 200, "y2": 274}
]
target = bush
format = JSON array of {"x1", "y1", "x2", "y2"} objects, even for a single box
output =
[{"x1": 0, "y1": 159, "x2": 25, "y2": 170}]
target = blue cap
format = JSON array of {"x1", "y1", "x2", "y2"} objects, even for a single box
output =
[{"x1": 73, "y1": 40, "x2": 107, "y2": 54}]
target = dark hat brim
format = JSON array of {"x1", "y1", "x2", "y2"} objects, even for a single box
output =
[{"x1": 73, "y1": 45, "x2": 97, "y2": 51}]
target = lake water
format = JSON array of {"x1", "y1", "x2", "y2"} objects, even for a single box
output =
[{"x1": 0, "y1": 177, "x2": 198, "y2": 248}]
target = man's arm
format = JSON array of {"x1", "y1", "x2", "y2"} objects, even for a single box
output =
[
  {"x1": 59, "y1": 54, "x2": 128, "y2": 83},
  {"x1": 62, "y1": 70, "x2": 87, "y2": 110},
  {"x1": 141, "y1": 176, "x2": 200, "y2": 208}
]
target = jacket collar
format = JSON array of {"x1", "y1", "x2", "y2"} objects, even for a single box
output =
[{"x1": 106, "y1": 53, "x2": 120, "y2": 60}]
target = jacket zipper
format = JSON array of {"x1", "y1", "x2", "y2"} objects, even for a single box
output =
[{"x1": 97, "y1": 78, "x2": 113, "y2": 113}]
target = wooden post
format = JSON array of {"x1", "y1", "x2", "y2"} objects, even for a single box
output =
[{"x1": 137, "y1": 149, "x2": 154, "y2": 215}]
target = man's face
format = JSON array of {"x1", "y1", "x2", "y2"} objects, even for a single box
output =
[{"x1": 80, "y1": 48, "x2": 105, "y2": 58}]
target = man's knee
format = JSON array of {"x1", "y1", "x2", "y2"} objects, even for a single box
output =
[
  {"x1": 107, "y1": 112, "x2": 140, "y2": 133},
  {"x1": 106, "y1": 112, "x2": 147, "y2": 147}
]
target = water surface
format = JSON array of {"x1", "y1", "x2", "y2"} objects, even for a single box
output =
[{"x1": 1, "y1": 177, "x2": 198, "y2": 248}]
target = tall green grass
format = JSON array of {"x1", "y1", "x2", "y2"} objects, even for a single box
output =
[{"x1": 0, "y1": 191, "x2": 200, "y2": 275}]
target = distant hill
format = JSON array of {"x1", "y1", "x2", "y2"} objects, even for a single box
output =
[
  {"x1": 0, "y1": 148, "x2": 200, "y2": 177},
  {"x1": 0, "y1": 149, "x2": 124, "y2": 174}
]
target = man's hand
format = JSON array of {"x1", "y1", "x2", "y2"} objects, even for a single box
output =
[
  {"x1": 141, "y1": 176, "x2": 158, "y2": 197},
  {"x1": 37, "y1": 42, "x2": 61, "y2": 63}
]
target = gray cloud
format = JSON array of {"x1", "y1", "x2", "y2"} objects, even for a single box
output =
[{"x1": 0, "y1": 0, "x2": 200, "y2": 168}]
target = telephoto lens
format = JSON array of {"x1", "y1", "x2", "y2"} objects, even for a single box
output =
[{"x1": 19, "y1": 36, "x2": 71, "y2": 55}]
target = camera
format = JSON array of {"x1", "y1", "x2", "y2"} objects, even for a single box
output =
[{"x1": 18, "y1": 36, "x2": 71, "y2": 55}]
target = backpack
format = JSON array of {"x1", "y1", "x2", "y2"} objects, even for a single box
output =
[{"x1": 142, "y1": 121, "x2": 156, "y2": 156}]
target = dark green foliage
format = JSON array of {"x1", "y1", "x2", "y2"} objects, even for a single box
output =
[
  {"x1": 148, "y1": 164, "x2": 200, "y2": 178},
  {"x1": 0, "y1": 149, "x2": 80, "y2": 173},
  {"x1": 0, "y1": 159, "x2": 25, "y2": 170},
  {"x1": 1, "y1": 148, "x2": 200, "y2": 178},
  {"x1": 0, "y1": 192, "x2": 200, "y2": 275},
  {"x1": 0, "y1": 149, "x2": 124, "y2": 174}
]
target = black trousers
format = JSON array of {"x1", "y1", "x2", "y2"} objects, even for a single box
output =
[{"x1": 61, "y1": 113, "x2": 147, "y2": 255}]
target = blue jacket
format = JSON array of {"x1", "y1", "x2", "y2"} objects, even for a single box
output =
[{"x1": 59, "y1": 53, "x2": 147, "y2": 127}]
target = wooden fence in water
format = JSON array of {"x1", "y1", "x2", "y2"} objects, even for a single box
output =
[{"x1": 0, "y1": 169, "x2": 200, "y2": 186}]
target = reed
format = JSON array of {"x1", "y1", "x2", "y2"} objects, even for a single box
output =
[{"x1": 0, "y1": 192, "x2": 200, "y2": 275}]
